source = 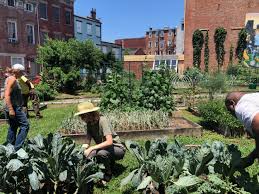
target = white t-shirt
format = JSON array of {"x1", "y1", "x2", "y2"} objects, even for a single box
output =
[{"x1": 235, "y1": 93, "x2": 259, "y2": 137}]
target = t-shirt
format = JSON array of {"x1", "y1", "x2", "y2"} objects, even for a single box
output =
[
  {"x1": 86, "y1": 116, "x2": 123, "y2": 147},
  {"x1": 235, "y1": 93, "x2": 259, "y2": 137},
  {"x1": 18, "y1": 76, "x2": 34, "y2": 95}
]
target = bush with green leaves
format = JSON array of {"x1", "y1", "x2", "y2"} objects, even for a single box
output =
[
  {"x1": 100, "y1": 72, "x2": 139, "y2": 110},
  {"x1": 0, "y1": 133, "x2": 103, "y2": 194},
  {"x1": 198, "y1": 100, "x2": 243, "y2": 137},
  {"x1": 59, "y1": 113, "x2": 86, "y2": 134},
  {"x1": 138, "y1": 65, "x2": 175, "y2": 112},
  {"x1": 35, "y1": 82, "x2": 57, "y2": 101},
  {"x1": 0, "y1": 100, "x2": 4, "y2": 119},
  {"x1": 121, "y1": 139, "x2": 253, "y2": 194}
]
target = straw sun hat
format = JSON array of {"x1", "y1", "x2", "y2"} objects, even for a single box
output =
[{"x1": 74, "y1": 102, "x2": 100, "y2": 116}]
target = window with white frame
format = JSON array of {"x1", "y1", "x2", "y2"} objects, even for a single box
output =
[
  {"x1": 7, "y1": 20, "x2": 17, "y2": 41},
  {"x1": 160, "y1": 40, "x2": 164, "y2": 48},
  {"x1": 149, "y1": 32, "x2": 152, "y2": 38},
  {"x1": 76, "y1": 21, "x2": 82, "y2": 33},
  {"x1": 87, "y1": 23, "x2": 92, "y2": 35},
  {"x1": 25, "y1": 3, "x2": 33, "y2": 12},
  {"x1": 11, "y1": 57, "x2": 24, "y2": 66},
  {"x1": 39, "y1": 3, "x2": 47, "y2": 19},
  {"x1": 8, "y1": 0, "x2": 15, "y2": 7},
  {"x1": 168, "y1": 40, "x2": 172, "y2": 46},
  {"x1": 168, "y1": 30, "x2": 173, "y2": 36},
  {"x1": 26, "y1": 24, "x2": 34, "y2": 44},
  {"x1": 160, "y1": 31, "x2": 164, "y2": 37},
  {"x1": 149, "y1": 41, "x2": 152, "y2": 48},
  {"x1": 96, "y1": 25, "x2": 101, "y2": 37}
]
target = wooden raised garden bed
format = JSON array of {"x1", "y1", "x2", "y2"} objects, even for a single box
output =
[{"x1": 62, "y1": 116, "x2": 202, "y2": 144}]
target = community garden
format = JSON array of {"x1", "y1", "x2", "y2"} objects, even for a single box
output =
[{"x1": 1, "y1": 35, "x2": 259, "y2": 194}]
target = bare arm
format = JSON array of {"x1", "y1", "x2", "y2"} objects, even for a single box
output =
[{"x1": 4, "y1": 77, "x2": 16, "y2": 116}]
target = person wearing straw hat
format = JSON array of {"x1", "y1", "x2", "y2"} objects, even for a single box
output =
[
  {"x1": 75, "y1": 102, "x2": 125, "y2": 182},
  {"x1": 4, "y1": 64, "x2": 30, "y2": 151}
]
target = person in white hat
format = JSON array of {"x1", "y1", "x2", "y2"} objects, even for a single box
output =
[
  {"x1": 4, "y1": 64, "x2": 29, "y2": 151},
  {"x1": 75, "y1": 102, "x2": 125, "y2": 182}
]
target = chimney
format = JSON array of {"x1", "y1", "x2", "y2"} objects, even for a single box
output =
[{"x1": 91, "y1": 8, "x2": 96, "y2": 19}]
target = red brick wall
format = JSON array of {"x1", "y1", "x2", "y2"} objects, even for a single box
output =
[
  {"x1": 184, "y1": 0, "x2": 259, "y2": 71},
  {"x1": 39, "y1": 0, "x2": 74, "y2": 39},
  {"x1": 115, "y1": 38, "x2": 146, "y2": 50},
  {"x1": 123, "y1": 61, "x2": 153, "y2": 79}
]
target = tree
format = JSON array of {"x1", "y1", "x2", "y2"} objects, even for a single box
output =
[
  {"x1": 236, "y1": 29, "x2": 247, "y2": 63},
  {"x1": 214, "y1": 27, "x2": 227, "y2": 71},
  {"x1": 192, "y1": 29, "x2": 204, "y2": 69},
  {"x1": 204, "y1": 31, "x2": 210, "y2": 72}
]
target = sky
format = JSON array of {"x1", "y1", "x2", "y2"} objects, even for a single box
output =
[{"x1": 74, "y1": 0, "x2": 184, "y2": 42}]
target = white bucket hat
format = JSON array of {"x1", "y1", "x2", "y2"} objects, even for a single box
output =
[
  {"x1": 74, "y1": 102, "x2": 100, "y2": 116},
  {"x1": 12, "y1": 64, "x2": 25, "y2": 71}
]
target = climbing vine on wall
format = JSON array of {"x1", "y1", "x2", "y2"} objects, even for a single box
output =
[
  {"x1": 236, "y1": 28, "x2": 247, "y2": 63},
  {"x1": 192, "y1": 29, "x2": 204, "y2": 69},
  {"x1": 229, "y1": 44, "x2": 234, "y2": 65},
  {"x1": 204, "y1": 31, "x2": 210, "y2": 72},
  {"x1": 214, "y1": 27, "x2": 227, "y2": 71}
]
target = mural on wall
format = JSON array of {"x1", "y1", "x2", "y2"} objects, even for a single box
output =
[{"x1": 244, "y1": 13, "x2": 259, "y2": 67}]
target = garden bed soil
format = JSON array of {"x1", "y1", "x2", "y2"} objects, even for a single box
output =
[{"x1": 62, "y1": 117, "x2": 202, "y2": 144}]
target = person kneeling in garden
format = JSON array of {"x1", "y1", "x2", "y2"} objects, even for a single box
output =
[
  {"x1": 225, "y1": 92, "x2": 259, "y2": 168},
  {"x1": 74, "y1": 102, "x2": 126, "y2": 182}
]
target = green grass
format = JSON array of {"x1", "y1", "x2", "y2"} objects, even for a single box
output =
[{"x1": 0, "y1": 106, "x2": 257, "y2": 194}]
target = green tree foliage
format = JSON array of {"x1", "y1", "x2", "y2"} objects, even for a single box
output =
[
  {"x1": 229, "y1": 44, "x2": 234, "y2": 65},
  {"x1": 36, "y1": 39, "x2": 102, "y2": 93},
  {"x1": 236, "y1": 29, "x2": 247, "y2": 62},
  {"x1": 214, "y1": 27, "x2": 227, "y2": 71},
  {"x1": 204, "y1": 31, "x2": 210, "y2": 72},
  {"x1": 192, "y1": 29, "x2": 204, "y2": 68}
]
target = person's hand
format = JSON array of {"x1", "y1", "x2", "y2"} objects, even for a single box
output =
[
  {"x1": 9, "y1": 109, "x2": 15, "y2": 118},
  {"x1": 84, "y1": 147, "x2": 93, "y2": 157},
  {"x1": 82, "y1": 144, "x2": 89, "y2": 150}
]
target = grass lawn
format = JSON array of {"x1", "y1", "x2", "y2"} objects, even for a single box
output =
[{"x1": 0, "y1": 105, "x2": 257, "y2": 194}]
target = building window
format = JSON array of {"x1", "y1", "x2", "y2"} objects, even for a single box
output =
[
  {"x1": 181, "y1": 23, "x2": 184, "y2": 31},
  {"x1": 160, "y1": 40, "x2": 164, "y2": 48},
  {"x1": 7, "y1": 0, "x2": 15, "y2": 7},
  {"x1": 87, "y1": 23, "x2": 92, "y2": 35},
  {"x1": 168, "y1": 40, "x2": 172, "y2": 46},
  {"x1": 76, "y1": 21, "x2": 82, "y2": 33},
  {"x1": 65, "y1": 0, "x2": 70, "y2": 5},
  {"x1": 65, "y1": 11, "x2": 71, "y2": 25},
  {"x1": 148, "y1": 41, "x2": 152, "y2": 48},
  {"x1": 25, "y1": 3, "x2": 33, "y2": 12},
  {"x1": 26, "y1": 24, "x2": 34, "y2": 44},
  {"x1": 172, "y1": 60, "x2": 177, "y2": 67},
  {"x1": 168, "y1": 30, "x2": 173, "y2": 36},
  {"x1": 155, "y1": 42, "x2": 158, "y2": 48},
  {"x1": 96, "y1": 25, "x2": 101, "y2": 37},
  {"x1": 149, "y1": 32, "x2": 152, "y2": 38},
  {"x1": 39, "y1": 3, "x2": 47, "y2": 19},
  {"x1": 53, "y1": 7, "x2": 60, "y2": 23},
  {"x1": 11, "y1": 57, "x2": 24, "y2": 66},
  {"x1": 160, "y1": 31, "x2": 164, "y2": 37},
  {"x1": 168, "y1": 50, "x2": 172, "y2": 55},
  {"x1": 7, "y1": 20, "x2": 17, "y2": 42},
  {"x1": 154, "y1": 60, "x2": 159, "y2": 69},
  {"x1": 40, "y1": 31, "x2": 48, "y2": 44}
]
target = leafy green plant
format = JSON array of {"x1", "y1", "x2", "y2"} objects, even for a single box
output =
[
  {"x1": 59, "y1": 114, "x2": 86, "y2": 134},
  {"x1": 103, "y1": 109, "x2": 169, "y2": 131},
  {"x1": 121, "y1": 139, "x2": 254, "y2": 194},
  {"x1": 236, "y1": 29, "x2": 247, "y2": 63},
  {"x1": 204, "y1": 31, "x2": 210, "y2": 72},
  {"x1": 0, "y1": 133, "x2": 104, "y2": 194},
  {"x1": 214, "y1": 27, "x2": 227, "y2": 71},
  {"x1": 35, "y1": 82, "x2": 57, "y2": 101},
  {"x1": 192, "y1": 29, "x2": 204, "y2": 68},
  {"x1": 0, "y1": 100, "x2": 5, "y2": 119},
  {"x1": 198, "y1": 100, "x2": 243, "y2": 137},
  {"x1": 229, "y1": 44, "x2": 234, "y2": 66},
  {"x1": 138, "y1": 65, "x2": 175, "y2": 112}
]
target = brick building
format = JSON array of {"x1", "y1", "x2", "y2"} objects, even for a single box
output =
[
  {"x1": 115, "y1": 37, "x2": 146, "y2": 55},
  {"x1": 145, "y1": 27, "x2": 176, "y2": 55},
  {"x1": 0, "y1": 0, "x2": 74, "y2": 78},
  {"x1": 184, "y1": 0, "x2": 259, "y2": 71}
]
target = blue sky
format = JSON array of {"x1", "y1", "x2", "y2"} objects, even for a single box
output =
[{"x1": 74, "y1": 0, "x2": 184, "y2": 42}]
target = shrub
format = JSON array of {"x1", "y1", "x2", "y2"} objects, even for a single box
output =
[
  {"x1": 59, "y1": 113, "x2": 86, "y2": 134},
  {"x1": 35, "y1": 82, "x2": 57, "y2": 101},
  {"x1": 138, "y1": 65, "x2": 175, "y2": 112},
  {"x1": 0, "y1": 100, "x2": 5, "y2": 119},
  {"x1": 198, "y1": 100, "x2": 243, "y2": 137}
]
